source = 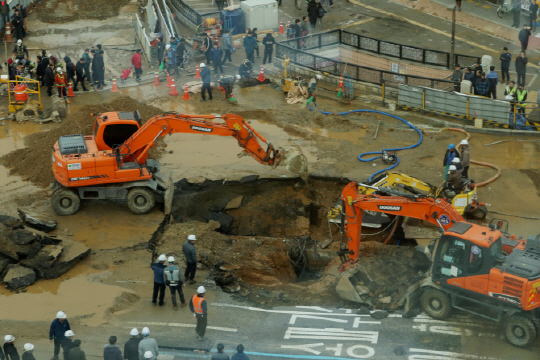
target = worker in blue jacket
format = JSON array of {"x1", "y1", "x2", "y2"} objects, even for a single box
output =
[
  {"x1": 500, "y1": 47, "x2": 511, "y2": 84},
  {"x1": 485, "y1": 66, "x2": 499, "y2": 99},
  {"x1": 49, "y1": 311, "x2": 71, "y2": 360},
  {"x1": 243, "y1": 31, "x2": 257, "y2": 64}
]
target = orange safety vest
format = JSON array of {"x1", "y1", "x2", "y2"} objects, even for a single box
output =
[{"x1": 191, "y1": 294, "x2": 205, "y2": 314}]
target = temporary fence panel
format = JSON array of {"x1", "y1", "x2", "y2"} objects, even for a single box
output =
[
  {"x1": 146, "y1": 0, "x2": 158, "y2": 33},
  {"x1": 135, "y1": 14, "x2": 153, "y2": 65}
]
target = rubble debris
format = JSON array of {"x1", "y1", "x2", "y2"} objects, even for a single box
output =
[
  {"x1": 0, "y1": 215, "x2": 23, "y2": 230},
  {"x1": 370, "y1": 310, "x2": 389, "y2": 319},
  {"x1": 18, "y1": 209, "x2": 57, "y2": 233},
  {"x1": 4, "y1": 265, "x2": 36, "y2": 289},
  {"x1": 225, "y1": 196, "x2": 243, "y2": 210}
]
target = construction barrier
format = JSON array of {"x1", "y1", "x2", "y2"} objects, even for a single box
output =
[
  {"x1": 134, "y1": 14, "x2": 153, "y2": 65},
  {"x1": 8, "y1": 77, "x2": 42, "y2": 113}
]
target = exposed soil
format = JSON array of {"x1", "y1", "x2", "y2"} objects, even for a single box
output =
[
  {"x1": 0, "y1": 97, "x2": 164, "y2": 188},
  {"x1": 36, "y1": 0, "x2": 131, "y2": 23},
  {"x1": 520, "y1": 169, "x2": 540, "y2": 197}
]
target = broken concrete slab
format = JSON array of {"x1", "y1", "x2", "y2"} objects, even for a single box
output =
[
  {"x1": 225, "y1": 196, "x2": 243, "y2": 210},
  {"x1": 4, "y1": 265, "x2": 36, "y2": 289},
  {"x1": 17, "y1": 209, "x2": 57, "y2": 233},
  {"x1": 0, "y1": 215, "x2": 23, "y2": 230},
  {"x1": 370, "y1": 310, "x2": 388, "y2": 320},
  {"x1": 11, "y1": 230, "x2": 40, "y2": 245}
]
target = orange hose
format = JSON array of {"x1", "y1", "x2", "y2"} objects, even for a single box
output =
[{"x1": 447, "y1": 128, "x2": 501, "y2": 187}]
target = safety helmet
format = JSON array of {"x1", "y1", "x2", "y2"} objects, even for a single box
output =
[
  {"x1": 165, "y1": 44, "x2": 171, "y2": 50},
  {"x1": 158, "y1": 254, "x2": 167, "y2": 262},
  {"x1": 452, "y1": 157, "x2": 460, "y2": 163},
  {"x1": 4, "y1": 335, "x2": 14, "y2": 343},
  {"x1": 57, "y1": 311, "x2": 67, "y2": 319},
  {"x1": 65, "y1": 330, "x2": 74, "y2": 337},
  {"x1": 130, "y1": 328, "x2": 139, "y2": 336},
  {"x1": 144, "y1": 351, "x2": 153, "y2": 359},
  {"x1": 23, "y1": 344, "x2": 34, "y2": 351},
  {"x1": 142, "y1": 327, "x2": 150, "y2": 335},
  {"x1": 315, "y1": 74, "x2": 322, "y2": 80},
  {"x1": 243, "y1": 59, "x2": 251, "y2": 65},
  {"x1": 168, "y1": 256, "x2": 175, "y2": 262},
  {"x1": 17, "y1": 39, "x2": 22, "y2": 44},
  {"x1": 460, "y1": 139, "x2": 468, "y2": 145},
  {"x1": 449, "y1": 165, "x2": 457, "y2": 171},
  {"x1": 448, "y1": 144, "x2": 455, "y2": 149},
  {"x1": 188, "y1": 235, "x2": 196, "y2": 241},
  {"x1": 197, "y1": 286, "x2": 206, "y2": 294},
  {"x1": 235, "y1": 75, "x2": 241, "y2": 80},
  {"x1": 200, "y1": 63, "x2": 205, "y2": 67}
]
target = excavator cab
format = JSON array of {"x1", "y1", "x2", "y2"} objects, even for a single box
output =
[{"x1": 92, "y1": 111, "x2": 142, "y2": 151}]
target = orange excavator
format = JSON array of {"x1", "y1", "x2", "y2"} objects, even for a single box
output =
[
  {"x1": 51, "y1": 111, "x2": 306, "y2": 215},
  {"x1": 336, "y1": 181, "x2": 540, "y2": 348}
]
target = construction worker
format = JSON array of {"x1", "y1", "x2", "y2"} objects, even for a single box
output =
[
  {"x1": 459, "y1": 139, "x2": 470, "y2": 178},
  {"x1": 516, "y1": 84, "x2": 528, "y2": 114},
  {"x1": 103, "y1": 336, "x2": 122, "y2": 360},
  {"x1": 442, "y1": 144, "x2": 459, "y2": 180},
  {"x1": 12, "y1": 39, "x2": 28, "y2": 62},
  {"x1": 239, "y1": 59, "x2": 253, "y2": 79},
  {"x1": 190, "y1": 286, "x2": 208, "y2": 341},
  {"x1": 68, "y1": 341, "x2": 85, "y2": 360},
  {"x1": 61, "y1": 331, "x2": 75, "y2": 360},
  {"x1": 3, "y1": 336, "x2": 19, "y2": 360},
  {"x1": 447, "y1": 165, "x2": 463, "y2": 191},
  {"x1": 451, "y1": 157, "x2": 463, "y2": 172},
  {"x1": 124, "y1": 329, "x2": 142, "y2": 360},
  {"x1": 200, "y1": 63, "x2": 213, "y2": 102},
  {"x1": 82, "y1": 49, "x2": 92, "y2": 83},
  {"x1": 151, "y1": 254, "x2": 167, "y2": 306},
  {"x1": 64, "y1": 56, "x2": 75, "y2": 89},
  {"x1": 165, "y1": 44, "x2": 177, "y2": 75},
  {"x1": 212, "y1": 344, "x2": 229, "y2": 360},
  {"x1": 203, "y1": 33, "x2": 213, "y2": 65},
  {"x1": 308, "y1": 74, "x2": 322, "y2": 107},
  {"x1": 219, "y1": 75, "x2": 240, "y2": 100},
  {"x1": 504, "y1": 80, "x2": 517, "y2": 99},
  {"x1": 183, "y1": 235, "x2": 198, "y2": 284},
  {"x1": 22, "y1": 344, "x2": 35, "y2": 360},
  {"x1": 55, "y1": 67, "x2": 69, "y2": 103},
  {"x1": 164, "y1": 256, "x2": 186, "y2": 310},
  {"x1": 74, "y1": 58, "x2": 89, "y2": 92},
  {"x1": 50, "y1": 311, "x2": 71, "y2": 360},
  {"x1": 262, "y1": 33, "x2": 276, "y2": 65},
  {"x1": 131, "y1": 50, "x2": 143, "y2": 83},
  {"x1": 137, "y1": 328, "x2": 158, "y2": 360},
  {"x1": 231, "y1": 345, "x2": 249, "y2": 360}
]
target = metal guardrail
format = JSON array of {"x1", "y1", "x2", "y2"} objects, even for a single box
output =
[{"x1": 168, "y1": 0, "x2": 222, "y2": 27}]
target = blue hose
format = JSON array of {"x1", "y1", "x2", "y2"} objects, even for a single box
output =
[{"x1": 308, "y1": 105, "x2": 423, "y2": 181}]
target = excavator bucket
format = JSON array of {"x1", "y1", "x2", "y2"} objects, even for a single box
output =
[{"x1": 277, "y1": 145, "x2": 309, "y2": 179}]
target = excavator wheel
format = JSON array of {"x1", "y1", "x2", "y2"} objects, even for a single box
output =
[
  {"x1": 127, "y1": 187, "x2": 156, "y2": 215},
  {"x1": 504, "y1": 314, "x2": 537, "y2": 348},
  {"x1": 51, "y1": 188, "x2": 81, "y2": 216},
  {"x1": 466, "y1": 205, "x2": 488, "y2": 220},
  {"x1": 421, "y1": 288, "x2": 452, "y2": 320}
]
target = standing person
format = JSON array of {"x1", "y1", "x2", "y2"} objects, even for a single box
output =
[
  {"x1": 3, "y1": 336, "x2": 19, "y2": 360},
  {"x1": 131, "y1": 49, "x2": 143, "y2": 83},
  {"x1": 11, "y1": 8, "x2": 24, "y2": 40},
  {"x1": 212, "y1": 344, "x2": 229, "y2": 360},
  {"x1": 308, "y1": 74, "x2": 322, "y2": 107},
  {"x1": 93, "y1": 50, "x2": 105, "y2": 90},
  {"x1": 463, "y1": 67, "x2": 474, "y2": 92},
  {"x1": 55, "y1": 68, "x2": 69, "y2": 103},
  {"x1": 137, "y1": 328, "x2": 158, "y2": 360},
  {"x1": 292, "y1": 19, "x2": 302, "y2": 49},
  {"x1": 486, "y1": 66, "x2": 499, "y2": 99},
  {"x1": 200, "y1": 63, "x2": 212, "y2": 102},
  {"x1": 22, "y1": 344, "x2": 35, "y2": 360},
  {"x1": 176, "y1": 39, "x2": 187, "y2": 69},
  {"x1": 519, "y1": 24, "x2": 531, "y2": 51},
  {"x1": 307, "y1": 0, "x2": 318, "y2": 30},
  {"x1": 50, "y1": 311, "x2": 71, "y2": 360},
  {"x1": 221, "y1": 30, "x2": 233, "y2": 65},
  {"x1": 210, "y1": 42, "x2": 224, "y2": 76},
  {"x1": 123, "y1": 329, "x2": 142, "y2": 360},
  {"x1": 16, "y1": 4, "x2": 27, "y2": 33},
  {"x1": 516, "y1": 84, "x2": 528, "y2": 114},
  {"x1": 104, "y1": 337, "x2": 122, "y2": 360},
  {"x1": 252, "y1": 28, "x2": 260, "y2": 59},
  {"x1": 474, "y1": 72, "x2": 490, "y2": 97},
  {"x1": 262, "y1": 33, "x2": 275, "y2": 65},
  {"x1": 442, "y1": 144, "x2": 459, "y2": 180},
  {"x1": 459, "y1": 140, "x2": 470, "y2": 178},
  {"x1": 68, "y1": 341, "x2": 86, "y2": 360},
  {"x1": 36, "y1": 55, "x2": 46, "y2": 87},
  {"x1": 183, "y1": 235, "x2": 198, "y2": 284},
  {"x1": 12, "y1": 39, "x2": 28, "y2": 62},
  {"x1": 74, "y1": 58, "x2": 89, "y2": 91},
  {"x1": 317, "y1": 3, "x2": 327, "y2": 28},
  {"x1": 450, "y1": 64, "x2": 463, "y2": 92},
  {"x1": 243, "y1": 31, "x2": 257, "y2": 64},
  {"x1": 90, "y1": 50, "x2": 97, "y2": 84},
  {"x1": 190, "y1": 286, "x2": 208, "y2": 341},
  {"x1": 41, "y1": 50, "x2": 50, "y2": 67},
  {"x1": 45, "y1": 62, "x2": 56, "y2": 96},
  {"x1": 500, "y1": 47, "x2": 511, "y2": 84},
  {"x1": 505, "y1": 80, "x2": 517, "y2": 98},
  {"x1": 515, "y1": 51, "x2": 528, "y2": 87},
  {"x1": 0, "y1": 1, "x2": 9, "y2": 28},
  {"x1": 530, "y1": 0, "x2": 539, "y2": 31},
  {"x1": 82, "y1": 49, "x2": 92, "y2": 83},
  {"x1": 64, "y1": 56, "x2": 75, "y2": 88},
  {"x1": 151, "y1": 254, "x2": 167, "y2": 307},
  {"x1": 301, "y1": 16, "x2": 309, "y2": 37},
  {"x1": 61, "y1": 331, "x2": 75, "y2": 360},
  {"x1": 165, "y1": 44, "x2": 177, "y2": 75},
  {"x1": 219, "y1": 75, "x2": 239, "y2": 100},
  {"x1": 203, "y1": 33, "x2": 213, "y2": 65},
  {"x1": 512, "y1": 0, "x2": 522, "y2": 27},
  {"x1": 231, "y1": 345, "x2": 249, "y2": 360},
  {"x1": 164, "y1": 256, "x2": 186, "y2": 310}
]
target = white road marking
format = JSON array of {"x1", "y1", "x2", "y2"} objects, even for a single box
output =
[
  {"x1": 126, "y1": 321, "x2": 237, "y2": 332},
  {"x1": 280, "y1": 343, "x2": 324, "y2": 355},
  {"x1": 527, "y1": 73, "x2": 538, "y2": 88},
  {"x1": 352, "y1": 317, "x2": 381, "y2": 326},
  {"x1": 213, "y1": 303, "x2": 382, "y2": 317},
  {"x1": 296, "y1": 306, "x2": 333, "y2": 312},
  {"x1": 290, "y1": 314, "x2": 349, "y2": 325},
  {"x1": 409, "y1": 348, "x2": 503, "y2": 360},
  {"x1": 284, "y1": 327, "x2": 379, "y2": 343}
]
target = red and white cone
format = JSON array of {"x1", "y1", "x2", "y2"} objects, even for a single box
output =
[
  {"x1": 153, "y1": 71, "x2": 161, "y2": 86},
  {"x1": 169, "y1": 78, "x2": 179, "y2": 96},
  {"x1": 182, "y1": 84, "x2": 191, "y2": 100},
  {"x1": 257, "y1": 66, "x2": 266, "y2": 82}
]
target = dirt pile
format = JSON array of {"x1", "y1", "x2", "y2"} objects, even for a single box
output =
[
  {"x1": 36, "y1": 0, "x2": 131, "y2": 23},
  {"x1": 0, "y1": 97, "x2": 164, "y2": 188}
]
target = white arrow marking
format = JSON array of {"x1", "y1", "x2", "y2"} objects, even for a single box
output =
[{"x1": 280, "y1": 343, "x2": 324, "y2": 355}]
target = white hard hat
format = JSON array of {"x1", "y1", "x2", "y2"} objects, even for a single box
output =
[
  {"x1": 23, "y1": 344, "x2": 34, "y2": 351},
  {"x1": 188, "y1": 235, "x2": 196, "y2": 241},
  {"x1": 56, "y1": 67, "x2": 62, "y2": 72},
  {"x1": 168, "y1": 256, "x2": 175, "y2": 262},
  {"x1": 460, "y1": 139, "x2": 468, "y2": 145},
  {"x1": 315, "y1": 75, "x2": 322, "y2": 80},
  {"x1": 130, "y1": 328, "x2": 139, "y2": 336},
  {"x1": 449, "y1": 165, "x2": 457, "y2": 171},
  {"x1": 17, "y1": 39, "x2": 22, "y2": 44},
  {"x1": 200, "y1": 63, "x2": 205, "y2": 67},
  {"x1": 57, "y1": 311, "x2": 67, "y2": 319},
  {"x1": 165, "y1": 44, "x2": 171, "y2": 49},
  {"x1": 197, "y1": 286, "x2": 206, "y2": 294},
  {"x1": 65, "y1": 330, "x2": 74, "y2": 337},
  {"x1": 142, "y1": 327, "x2": 150, "y2": 335},
  {"x1": 144, "y1": 351, "x2": 153, "y2": 359},
  {"x1": 235, "y1": 75, "x2": 241, "y2": 80},
  {"x1": 452, "y1": 157, "x2": 460, "y2": 163},
  {"x1": 4, "y1": 335, "x2": 14, "y2": 343},
  {"x1": 158, "y1": 254, "x2": 167, "y2": 261}
]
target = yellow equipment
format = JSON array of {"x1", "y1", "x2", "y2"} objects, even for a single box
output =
[{"x1": 281, "y1": 55, "x2": 305, "y2": 93}]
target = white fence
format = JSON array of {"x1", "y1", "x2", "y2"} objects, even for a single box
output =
[
  {"x1": 135, "y1": 14, "x2": 153, "y2": 66},
  {"x1": 146, "y1": 0, "x2": 158, "y2": 33}
]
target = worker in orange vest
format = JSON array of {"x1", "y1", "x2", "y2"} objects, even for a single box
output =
[
  {"x1": 55, "y1": 67, "x2": 69, "y2": 103},
  {"x1": 189, "y1": 286, "x2": 208, "y2": 341}
]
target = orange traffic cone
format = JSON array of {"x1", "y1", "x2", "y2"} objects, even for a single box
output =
[
  {"x1": 165, "y1": 72, "x2": 172, "y2": 87},
  {"x1": 336, "y1": 75, "x2": 344, "y2": 92},
  {"x1": 153, "y1": 71, "x2": 161, "y2": 86},
  {"x1": 169, "y1": 79, "x2": 179, "y2": 96},
  {"x1": 182, "y1": 84, "x2": 191, "y2": 100},
  {"x1": 257, "y1": 66, "x2": 266, "y2": 82},
  {"x1": 194, "y1": 64, "x2": 201, "y2": 79},
  {"x1": 5, "y1": 22, "x2": 13, "y2": 43},
  {"x1": 111, "y1": 77, "x2": 120, "y2": 92},
  {"x1": 214, "y1": 34, "x2": 219, "y2": 46},
  {"x1": 278, "y1": 21, "x2": 284, "y2": 34},
  {"x1": 67, "y1": 81, "x2": 76, "y2": 97}
]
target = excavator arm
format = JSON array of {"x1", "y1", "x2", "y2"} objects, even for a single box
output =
[
  {"x1": 364, "y1": 172, "x2": 439, "y2": 196},
  {"x1": 118, "y1": 112, "x2": 280, "y2": 167},
  {"x1": 339, "y1": 181, "x2": 465, "y2": 272}
]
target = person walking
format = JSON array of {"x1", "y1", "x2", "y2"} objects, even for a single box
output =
[
  {"x1": 231, "y1": 345, "x2": 249, "y2": 360},
  {"x1": 243, "y1": 31, "x2": 257, "y2": 64},
  {"x1": 262, "y1": 33, "x2": 276, "y2": 65},
  {"x1": 200, "y1": 63, "x2": 212, "y2": 102},
  {"x1": 82, "y1": 49, "x2": 92, "y2": 83},
  {"x1": 0, "y1": 1, "x2": 9, "y2": 28},
  {"x1": 61, "y1": 331, "x2": 75, "y2": 360},
  {"x1": 474, "y1": 72, "x2": 490, "y2": 97},
  {"x1": 486, "y1": 66, "x2": 499, "y2": 99},
  {"x1": 210, "y1": 42, "x2": 224, "y2": 76},
  {"x1": 123, "y1": 329, "x2": 142, "y2": 360},
  {"x1": 137, "y1": 328, "x2": 158, "y2": 360},
  {"x1": 512, "y1": 0, "x2": 522, "y2": 27},
  {"x1": 307, "y1": 0, "x2": 318, "y2": 30},
  {"x1": 50, "y1": 311, "x2": 71, "y2": 360},
  {"x1": 190, "y1": 286, "x2": 209, "y2": 341},
  {"x1": 301, "y1": 16, "x2": 309, "y2": 37},
  {"x1": 458, "y1": 140, "x2": 470, "y2": 178},
  {"x1": 131, "y1": 49, "x2": 143, "y2": 83},
  {"x1": 500, "y1": 47, "x2": 511, "y2": 84},
  {"x1": 450, "y1": 63, "x2": 463, "y2": 92},
  {"x1": 3, "y1": 336, "x2": 19, "y2": 360},
  {"x1": 519, "y1": 24, "x2": 532, "y2": 51},
  {"x1": 22, "y1": 344, "x2": 35, "y2": 360},
  {"x1": 516, "y1": 84, "x2": 528, "y2": 114},
  {"x1": 68, "y1": 341, "x2": 85, "y2": 360},
  {"x1": 442, "y1": 144, "x2": 460, "y2": 180},
  {"x1": 183, "y1": 235, "x2": 198, "y2": 284},
  {"x1": 515, "y1": 51, "x2": 528, "y2": 87},
  {"x1": 73, "y1": 58, "x2": 89, "y2": 91},
  {"x1": 103, "y1": 337, "x2": 122, "y2": 360},
  {"x1": 203, "y1": 33, "x2": 213, "y2": 65},
  {"x1": 151, "y1": 254, "x2": 167, "y2": 306},
  {"x1": 212, "y1": 344, "x2": 229, "y2": 360},
  {"x1": 317, "y1": 3, "x2": 327, "y2": 28},
  {"x1": 530, "y1": 0, "x2": 539, "y2": 31},
  {"x1": 164, "y1": 256, "x2": 186, "y2": 310},
  {"x1": 222, "y1": 30, "x2": 233, "y2": 64}
]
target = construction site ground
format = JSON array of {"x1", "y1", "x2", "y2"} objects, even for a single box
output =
[{"x1": 1, "y1": 0, "x2": 540, "y2": 359}]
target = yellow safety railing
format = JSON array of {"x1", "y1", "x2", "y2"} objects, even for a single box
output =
[{"x1": 7, "y1": 76, "x2": 42, "y2": 113}]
